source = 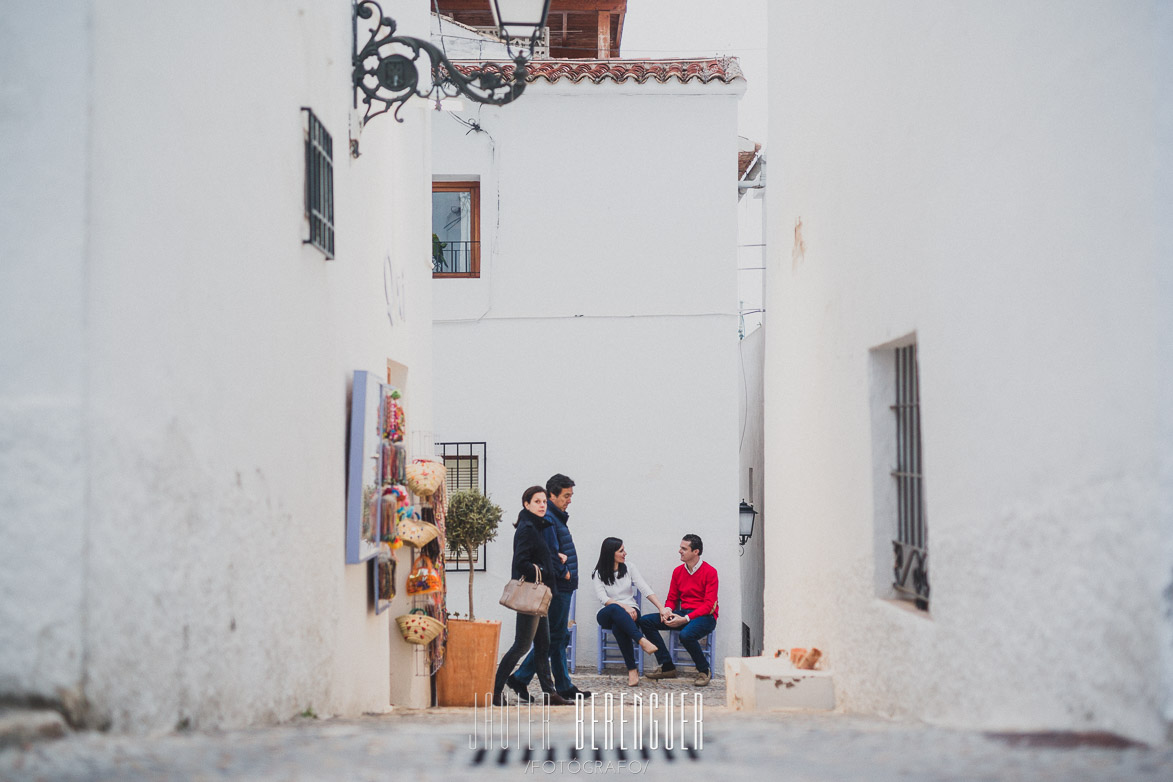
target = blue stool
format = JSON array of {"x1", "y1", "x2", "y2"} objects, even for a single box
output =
[
  {"x1": 667, "y1": 623, "x2": 716, "y2": 671},
  {"x1": 597, "y1": 592, "x2": 644, "y2": 674}
]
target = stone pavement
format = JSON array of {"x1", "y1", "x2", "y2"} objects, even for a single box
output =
[
  {"x1": 537, "y1": 671, "x2": 726, "y2": 705},
  {"x1": 4, "y1": 673, "x2": 1171, "y2": 781}
]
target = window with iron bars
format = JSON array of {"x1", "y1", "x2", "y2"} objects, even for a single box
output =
[
  {"x1": 302, "y1": 108, "x2": 334, "y2": 259},
  {"x1": 891, "y1": 344, "x2": 929, "y2": 610},
  {"x1": 437, "y1": 441, "x2": 487, "y2": 571}
]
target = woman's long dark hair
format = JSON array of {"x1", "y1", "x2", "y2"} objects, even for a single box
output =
[{"x1": 592, "y1": 537, "x2": 627, "y2": 586}]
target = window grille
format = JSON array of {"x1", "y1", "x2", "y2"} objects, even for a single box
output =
[
  {"x1": 437, "y1": 441, "x2": 487, "y2": 571},
  {"x1": 432, "y1": 181, "x2": 480, "y2": 277},
  {"x1": 891, "y1": 344, "x2": 929, "y2": 609},
  {"x1": 302, "y1": 108, "x2": 334, "y2": 259}
]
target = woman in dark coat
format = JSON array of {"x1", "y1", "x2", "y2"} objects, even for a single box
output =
[{"x1": 492, "y1": 486, "x2": 571, "y2": 706}]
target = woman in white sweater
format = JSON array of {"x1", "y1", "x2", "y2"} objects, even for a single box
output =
[{"x1": 591, "y1": 537, "x2": 665, "y2": 686}]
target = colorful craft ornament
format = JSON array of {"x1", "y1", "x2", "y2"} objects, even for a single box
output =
[
  {"x1": 389, "y1": 484, "x2": 410, "y2": 508},
  {"x1": 383, "y1": 388, "x2": 406, "y2": 442}
]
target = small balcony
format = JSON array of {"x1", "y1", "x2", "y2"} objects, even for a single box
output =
[{"x1": 432, "y1": 239, "x2": 479, "y2": 277}]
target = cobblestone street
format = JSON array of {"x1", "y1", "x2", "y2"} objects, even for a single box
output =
[{"x1": 4, "y1": 674, "x2": 1171, "y2": 781}]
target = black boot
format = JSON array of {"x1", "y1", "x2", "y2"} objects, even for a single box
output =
[
  {"x1": 535, "y1": 660, "x2": 570, "y2": 705},
  {"x1": 506, "y1": 676, "x2": 535, "y2": 704}
]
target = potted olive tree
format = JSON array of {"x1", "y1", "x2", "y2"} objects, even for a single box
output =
[{"x1": 436, "y1": 489, "x2": 503, "y2": 706}]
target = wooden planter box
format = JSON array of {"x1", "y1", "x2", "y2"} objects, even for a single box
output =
[{"x1": 436, "y1": 618, "x2": 501, "y2": 706}]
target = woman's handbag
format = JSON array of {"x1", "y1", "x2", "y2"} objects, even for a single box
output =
[
  {"x1": 499, "y1": 564, "x2": 552, "y2": 616},
  {"x1": 397, "y1": 515, "x2": 439, "y2": 548},
  {"x1": 405, "y1": 459, "x2": 446, "y2": 498},
  {"x1": 396, "y1": 608, "x2": 444, "y2": 645},
  {"x1": 406, "y1": 554, "x2": 443, "y2": 595}
]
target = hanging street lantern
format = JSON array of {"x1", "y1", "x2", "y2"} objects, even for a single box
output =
[
  {"x1": 739, "y1": 500, "x2": 758, "y2": 546},
  {"x1": 352, "y1": 0, "x2": 551, "y2": 127}
]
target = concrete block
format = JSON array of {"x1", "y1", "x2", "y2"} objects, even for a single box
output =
[
  {"x1": 0, "y1": 708, "x2": 69, "y2": 749},
  {"x1": 725, "y1": 656, "x2": 834, "y2": 711}
]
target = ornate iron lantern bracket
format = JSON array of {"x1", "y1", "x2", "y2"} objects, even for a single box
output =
[{"x1": 352, "y1": 0, "x2": 532, "y2": 128}]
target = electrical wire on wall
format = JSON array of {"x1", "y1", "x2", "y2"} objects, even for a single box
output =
[{"x1": 738, "y1": 336, "x2": 750, "y2": 454}]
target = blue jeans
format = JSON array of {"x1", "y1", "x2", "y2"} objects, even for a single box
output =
[
  {"x1": 596, "y1": 603, "x2": 646, "y2": 671},
  {"x1": 513, "y1": 589, "x2": 573, "y2": 693},
  {"x1": 637, "y1": 613, "x2": 717, "y2": 675}
]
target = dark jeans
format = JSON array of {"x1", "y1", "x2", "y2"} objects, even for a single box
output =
[
  {"x1": 638, "y1": 613, "x2": 717, "y2": 675},
  {"x1": 596, "y1": 603, "x2": 646, "y2": 671},
  {"x1": 514, "y1": 589, "x2": 574, "y2": 692},
  {"x1": 494, "y1": 612, "x2": 556, "y2": 696}
]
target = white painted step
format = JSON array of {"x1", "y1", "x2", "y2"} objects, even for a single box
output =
[{"x1": 724, "y1": 656, "x2": 835, "y2": 711}]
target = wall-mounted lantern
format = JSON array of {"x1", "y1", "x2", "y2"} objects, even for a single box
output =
[
  {"x1": 739, "y1": 500, "x2": 758, "y2": 545},
  {"x1": 352, "y1": 0, "x2": 551, "y2": 126}
]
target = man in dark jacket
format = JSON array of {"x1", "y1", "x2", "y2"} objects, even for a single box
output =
[{"x1": 507, "y1": 473, "x2": 591, "y2": 701}]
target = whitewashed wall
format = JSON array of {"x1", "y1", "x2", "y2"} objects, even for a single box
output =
[
  {"x1": 432, "y1": 78, "x2": 745, "y2": 671},
  {"x1": 1, "y1": 0, "x2": 436, "y2": 731},
  {"x1": 765, "y1": 0, "x2": 1172, "y2": 744},
  {"x1": 737, "y1": 327, "x2": 766, "y2": 658}
]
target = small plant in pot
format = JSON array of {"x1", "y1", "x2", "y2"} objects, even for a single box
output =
[
  {"x1": 436, "y1": 489, "x2": 504, "y2": 706},
  {"x1": 445, "y1": 489, "x2": 502, "y2": 619}
]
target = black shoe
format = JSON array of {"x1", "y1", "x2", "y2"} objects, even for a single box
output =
[
  {"x1": 492, "y1": 691, "x2": 505, "y2": 707},
  {"x1": 505, "y1": 676, "x2": 534, "y2": 704},
  {"x1": 558, "y1": 687, "x2": 592, "y2": 700}
]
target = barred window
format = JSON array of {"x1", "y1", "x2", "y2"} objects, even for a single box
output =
[
  {"x1": 302, "y1": 108, "x2": 334, "y2": 259},
  {"x1": 891, "y1": 343, "x2": 929, "y2": 610},
  {"x1": 437, "y1": 441, "x2": 487, "y2": 571}
]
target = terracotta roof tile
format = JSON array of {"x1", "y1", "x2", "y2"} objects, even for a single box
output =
[
  {"x1": 453, "y1": 57, "x2": 744, "y2": 85},
  {"x1": 738, "y1": 143, "x2": 761, "y2": 179}
]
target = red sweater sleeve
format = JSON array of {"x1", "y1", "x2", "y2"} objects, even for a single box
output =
[{"x1": 665, "y1": 567, "x2": 682, "y2": 611}]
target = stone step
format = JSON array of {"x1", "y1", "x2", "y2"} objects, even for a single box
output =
[
  {"x1": 724, "y1": 656, "x2": 835, "y2": 711},
  {"x1": 0, "y1": 708, "x2": 69, "y2": 749}
]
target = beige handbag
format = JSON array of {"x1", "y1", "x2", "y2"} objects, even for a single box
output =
[
  {"x1": 397, "y1": 516, "x2": 439, "y2": 548},
  {"x1": 499, "y1": 564, "x2": 552, "y2": 616}
]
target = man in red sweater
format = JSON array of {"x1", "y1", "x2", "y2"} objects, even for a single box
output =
[{"x1": 637, "y1": 534, "x2": 718, "y2": 686}]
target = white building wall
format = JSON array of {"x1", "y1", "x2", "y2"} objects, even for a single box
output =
[
  {"x1": 432, "y1": 79, "x2": 745, "y2": 669},
  {"x1": 1, "y1": 0, "x2": 435, "y2": 731},
  {"x1": 765, "y1": 0, "x2": 1172, "y2": 743},
  {"x1": 737, "y1": 327, "x2": 766, "y2": 658},
  {"x1": 0, "y1": 0, "x2": 92, "y2": 717}
]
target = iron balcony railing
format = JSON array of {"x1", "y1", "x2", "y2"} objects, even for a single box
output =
[{"x1": 432, "y1": 240, "x2": 479, "y2": 275}]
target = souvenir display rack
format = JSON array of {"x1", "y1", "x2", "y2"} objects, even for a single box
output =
[
  {"x1": 372, "y1": 381, "x2": 408, "y2": 614},
  {"x1": 346, "y1": 369, "x2": 449, "y2": 668}
]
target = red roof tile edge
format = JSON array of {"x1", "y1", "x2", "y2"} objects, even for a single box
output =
[{"x1": 452, "y1": 57, "x2": 744, "y2": 85}]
